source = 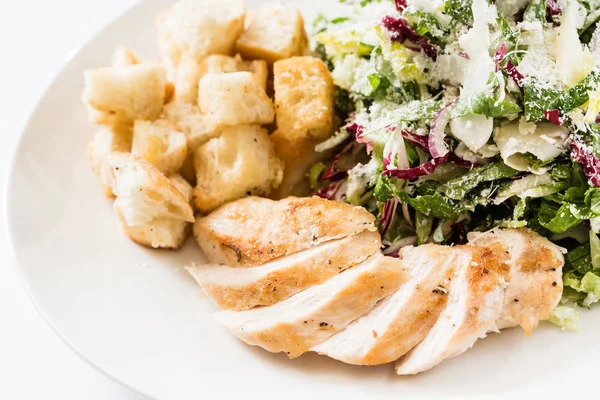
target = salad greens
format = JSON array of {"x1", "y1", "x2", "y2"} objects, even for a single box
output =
[{"x1": 311, "y1": 0, "x2": 600, "y2": 330}]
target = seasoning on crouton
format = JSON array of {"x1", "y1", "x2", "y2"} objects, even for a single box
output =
[
  {"x1": 156, "y1": 0, "x2": 246, "y2": 80},
  {"x1": 131, "y1": 119, "x2": 188, "y2": 176},
  {"x1": 236, "y1": 3, "x2": 306, "y2": 63},
  {"x1": 193, "y1": 125, "x2": 284, "y2": 213},
  {"x1": 198, "y1": 72, "x2": 275, "y2": 127},
  {"x1": 102, "y1": 153, "x2": 195, "y2": 249},
  {"x1": 88, "y1": 125, "x2": 133, "y2": 197},
  {"x1": 274, "y1": 57, "x2": 335, "y2": 141},
  {"x1": 111, "y1": 46, "x2": 141, "y2": 69},
  {"x1": 83, "y1": 63, "x2": 167, "y2": 126}
]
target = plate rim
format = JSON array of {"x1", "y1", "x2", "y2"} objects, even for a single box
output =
[{"x1": 4, "y1": 0, "x2": 155, "y2": 398}]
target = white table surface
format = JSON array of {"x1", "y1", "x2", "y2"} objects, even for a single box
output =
[{"x1": 0, "y1": 1, "x2": 141, "y2": 398}]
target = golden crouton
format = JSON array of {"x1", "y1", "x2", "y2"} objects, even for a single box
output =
[
  {"x1": 111, "y1": 46, "x2": 141, "y2": 68},
  {"x1": 172, "y1": 54, "x2": 203, "y2": 104},
  {"x1": 83, "y1": 63, "x2": 167, "y2": 126},
  {"x1": 174, "y1": 54, "x2": 269, "y2": 104},
  {"x1": 162, "y1": 102, "x2": 220, "y2": 150},
  {"x1": 193, "y1": 125, "x2": 284, "y2": 214},
  {"x1": 274, "y1": 57, "x2": 335, "y2": 141},
  {"x1": 236, "y1": 3, "x2": 306, "y2": 63},
  {"x1": 199, "y1": 54, "x2": 268, "y2": 90},
  {"x1": 156, "y1": 0, "x2": 246, "y2": 80},
  {"x1": 88, "y1": 125, "x2": 133, "y2": 198},
  {"x1": 198, "y1": 72, "x2": 275, "y2": 127},
  {"x1": 102, "y1": 153, "x2": 195, "y2": 249},
  {"x1": 131, "y1": 119, "x2": 188, "y2": 176},
  {"x1": 162, "y1": 102, "x2": 222, "y2": 184},
  {"x1": 170, "y1": 173, "x2": 194, "y2": 208}
]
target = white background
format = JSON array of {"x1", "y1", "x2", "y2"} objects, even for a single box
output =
[{"x1": 0, "y1": 1, "x2": 140, "y2": 398}]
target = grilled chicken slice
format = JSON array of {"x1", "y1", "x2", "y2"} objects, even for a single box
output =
[
  {"x1": 313, "y1": 244, "x2": 458, "y2": 365},
  {"x1": 194, "y1": 196, "x2": 377, "y2": 267},
  {"x1": 215, "y1": 254, "x2": 407, "y2": 358},
  {"x1": 395, "y1": 245, "x2": 508, "y2": 375},
  {"x1": 187, "y1": 230, "x2": 382, "y2": 311},
  {"x1": 468, "y1": 228, "x2": 565, "y2": 335}
]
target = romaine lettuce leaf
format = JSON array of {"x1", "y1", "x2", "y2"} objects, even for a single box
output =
[
  {"x1": 538, "y1": 200, "x2": 592, "y2": 233},
  {"x1": 445, "y1": 0, "x2": 473, "y2": 26},
  {"x1": 406, "y1": 193, "x2": 466, "y2": 220},
  {"x1": 566, "y1": 243, "x2": 593, "y2": 274},
  {"x1": 441, "y1": 162, "x2": 519, "y2": 200},
  {"x1": 451, "y1": 92, "x2": 522, "y2": 119},
  {"x1": 496, "y1": 14, "x2": 518, "y2": 45},
  {"x1": 415, "y1": 211, "x2": 433, "y2": 244},
  {"x1": 548, "y1": 306, "x2": 580, "y2": 332},
  {"x1": 523, "y1": 0, "x2": 546, "y2": 23}
]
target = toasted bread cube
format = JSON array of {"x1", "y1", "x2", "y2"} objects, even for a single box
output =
[
  {"x1": 274, "y1": 57, "x2": 335, "y2": 141},
  {"x1": 102, "y1": 153, "x2": 195, "y2": 249},
  {"x1": 170, "y1": 173, "x2": 194, "y2": 206},
  {"x1": 88, "y1": 125, "x2": 133, "y2": 197},
  {"x1": 179, "y1": 153, "x2": 197, "y2": 185},
  {"x1": 83, "y1": 63, "x2": 167, "y2": 125},
  {"x1": 238, "y1": 57, "x2": 269, "y2": 90},
  {"x1": 193, "y1": 125, "x2": 284, "y2": 213},
  {"x1": 156, "y1": 0, "x2": 246, "y2": 80},
  {"x1": 162, "y1": 102, "x2": 222, "y2": 184},
  {"x1": 131, "y1": 119, "x2": 188, "y2": 176},
  {"x1": 198, "y1": 72, "x2": 274, "y2": 127},
  {"x1": 174, "y1": 54, "x2": 270, "y2": 104},
  {"x1": 236, "y1": 3, "x2": 306, "y2": 63},
  {"x1": 116, "y1": 213, "x2": 191, "y2": 249},
  {"x1": 200, "y1": 54, "x2": 240, "y2": 75},
  {"x1": 198, "y1": 55, "x2": 268, "y2": 89},
  {"x1": 269, "y1": 131, "x2": 327, "y2": 199},
  {"x1": 112, "y1": 46, "x2": 141, "y2": 68},
  {"x1": 162, "y1": 102, "x2": 221, "y2": 150},
  {"x1": 173, "y1": 55, "x2": 203, "y2": 104}
]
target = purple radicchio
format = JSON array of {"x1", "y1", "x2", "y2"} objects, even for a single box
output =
[
  {"x1": 321, "y1": 142, "x2": 354, "y2": 181},
  {"x1": 380, "y1": 15, "x2": 438, "y2": 60},
  {"x1": 546, "y1": 0, "x2": 562, "y2": 24},
  {"x1": 493, "y1": 43, "x2": 507, "y2": 73},
  {"x1": 395, "y1": 0, "x2": 407, "y2": 12},
  {"x1": 571, "y1": 139, "x2": 600, "y2": 187},
  {"x1": 400, "y1": 129, "x2": 429, "y2": 151},
  {"x1": 383, "y1": 152, "x2": 450, "y2": 180},
  {"x1": 428, "y1": 101, "x2": 455, "y2": 158},
  {"x1": 315, "y1": 180, "x2": 345, "y2": 200},
  {"x1": 379, "y1": 199, "x2": 399, "y2": 237},
  {"x1": 505, "y1": 60, "x2": 525, "y2": 91},
  {"x1": 543, "y1": 109, "x2": 564, "y2": 125}
]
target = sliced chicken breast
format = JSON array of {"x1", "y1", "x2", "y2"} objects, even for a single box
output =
[
  {"x1": 395, "y1": 245, "x2": 508, "y2": 375},
  {"x1": 215, "y1": 254, "x2": 408, "y2": 358},
  {"x1": 313, "y1": 244, "x2": 459, "y2": 365},
  {"x1": 194, "y1": 196, "x2": 377, "y2": 267},
  {"x1": 187, "y1": 230, "x2": 382, "y2": 311},
  {"x1": 468, "y1": 228, "x2": 565, "y2": 335}
]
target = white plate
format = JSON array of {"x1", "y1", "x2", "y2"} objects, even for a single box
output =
[{"x1": 6, "y1": 0, "x2": 600, "y2": 399}]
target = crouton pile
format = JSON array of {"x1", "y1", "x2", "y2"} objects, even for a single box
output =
[{"x1": 82, "y1": 0, "x2": 336, "y2": 250}]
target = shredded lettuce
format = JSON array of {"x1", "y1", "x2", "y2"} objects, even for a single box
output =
[
  {"x1": 549, "y1": 306, "x2": 580, "y2": 332},
  {"x1": 311, "y1": 0, "x2": 600, "y2": 329},
  {"x1": 440, "y1": 162, "x2": 519, "y2": 200},
  {"x1": 451, "y1": 92, "x2": 521, "y2": 119}
]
